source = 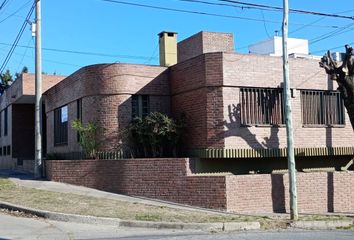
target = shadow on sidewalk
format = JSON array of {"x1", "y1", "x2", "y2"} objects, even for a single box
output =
[{"x1": 0, "y1": 169, "x2": 35, "y2": 180}]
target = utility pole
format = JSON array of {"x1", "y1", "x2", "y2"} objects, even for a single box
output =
[
  {"x1": 282, "y1": 0, "x2": 298, "y2": 221},
  {"x1": 34, "y1": 0, "x2": 42, "y2": 178}
]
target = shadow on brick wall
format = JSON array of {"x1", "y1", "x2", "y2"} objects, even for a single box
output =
[
  {"x1": 271, "y1": 174, "x2": 286, "y2": 213},
  {"x1": 222, "y1": 103, "x2": 280, "y2": 150},
  {"x1": 327, "y1": 172, "x2": 334, "y2": 212}
]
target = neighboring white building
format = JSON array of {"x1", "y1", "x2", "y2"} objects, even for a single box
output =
[{"x1": 248, "y1": 36, "x2": 309, "y2": 56}]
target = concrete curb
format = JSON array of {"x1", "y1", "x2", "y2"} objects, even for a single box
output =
[
  {"x1": 290, "y1": 220, "x2": 353, "y2": 230},
  {"x1": 0, "y1": 201, "x2": 260, "y2": 231},
  {"x1": 0, "y1": 201, "x2": 121, "y2": 225},
  {"x1": 119, "y1": 220, "x2": 260, "y2": 231}
]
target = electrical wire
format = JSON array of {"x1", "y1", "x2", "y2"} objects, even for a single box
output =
[
  {"x1": 101, "y1": 0, "x2": 354, "y2": 29},
  {"x1": 0, "y1": 42, "x2": 158, "y2": 61},
  {"x1": 0, "y1": 0, "x2": 32, "y2": 24},
  {"x1": 0, "y1": 3, "x2": 34, "y2": 74},
  {"x1": 312, "y1": 42, "x2": 354, "y2": 55},
  {"x1": 217, "y1": 0, "x2": 354, "y2": 20},
  {"x1": 309, "y1": 22, "x2": 354, "y2": 45},
  {"x1": 101, "y1": 0, "x2": 354, "y2": 28},
  {"x1": 0, "y1": 0, "x2": 10, "y2": 11}
]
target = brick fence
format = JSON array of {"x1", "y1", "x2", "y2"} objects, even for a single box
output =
[{"x1": 46, "y1": 158, "x2": 354, "y2": 214}]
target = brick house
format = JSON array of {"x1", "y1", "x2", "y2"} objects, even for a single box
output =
[
  {"x1": 0, "y1": 73, "x2": 65, "y2": 171},
  {"x1": 43, "y1": 31, "x2": 354, "y2": 173}
]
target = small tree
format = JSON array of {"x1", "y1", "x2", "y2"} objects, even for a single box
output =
[{"x1": 72, "y1": 120, "x2": 98, "y2": 159}]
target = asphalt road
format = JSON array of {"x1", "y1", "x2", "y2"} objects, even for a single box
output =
[{"x1": 1, "y1": 212, "x2": 354, "y2": 240}]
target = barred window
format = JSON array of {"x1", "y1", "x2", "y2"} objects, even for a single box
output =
[
  {"x1": 240, "y1": 88, "x2": 284, "y2": 126},
  {"x1": 132, "y1": 95, "x2": 149, "y2": 119},
  {"x1": 301, "y1": 90, "x2": 344, "y2": 126},
  {"x1": 54, "y1": 105, "x2": 68, "y2": 145}
]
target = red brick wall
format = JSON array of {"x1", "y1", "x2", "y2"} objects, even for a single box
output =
[
  {"x1": 46, "y1": 158, "x2": 227, "y2": 209},
  {"x1": 44, "y1": 63, "x2": 170, "y2": 154},
  {"x1": 178, "y1": 31, "x2": 234, "y2": 63},
  {"x1": 222, "y1": 53, "x2": 354, "y2": 149},
  {"x1": 170, "y1": 53, "x2": 225, "y2": 149},
  {"x1": 226, "y1": 172, "x2": 354, "y2": 214},
  {"x1": 46, "y1": 158, "x2": 354, "y2": 214}
]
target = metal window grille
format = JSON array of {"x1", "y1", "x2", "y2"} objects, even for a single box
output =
[
  {"x1": 240, "y1": 88, "x2": 285, "y2": 126},
  {"x1": 54, "y1": 106, "x2": 68, "y2": 145},
  {"x1": 301, "y1": 90, "x2": 344, "y2": 126}
]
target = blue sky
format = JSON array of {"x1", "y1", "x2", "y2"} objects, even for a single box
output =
[{"x1": 0, "y1": 0, "x2": 353, "y2": 76}]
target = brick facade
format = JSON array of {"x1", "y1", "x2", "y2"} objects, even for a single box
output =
[
  {"x1": 0, "y1": 73, "x2": 65, "y2": 170},
  {"x1": 178, "y1": 31, "x2": 234, "y2": 63},
  {"x1": 44, "y1": 63, "x2": 170, "y2": 154},
  {"x1": 170, "y1": 51, "x2": 354, "y2": 150},
  {"x1": 46, "y1": 158, "x2": 354, "y2": 214}
]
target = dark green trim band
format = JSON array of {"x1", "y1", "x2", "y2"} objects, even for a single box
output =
[{"x1": 189, "y1": 147, "x2": 354, "y2": 158}]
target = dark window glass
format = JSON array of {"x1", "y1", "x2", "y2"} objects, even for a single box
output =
[
  {"x1": 301, "y1": 90, "x2": 344, "y2": 126},
  {"x1": 4, "y1": 107, "x2": 8, "y2": 136},
  {"x1": 54, "y1": 106, "x2": 68, "y2": 145},
  {"x1": 7, "y1": 145, "x2": 10, "y2": 156},
  {"x1": 132, "y1": 95, "x2": 150, "y2": 119},
  {"x1": 0, "y1": 147, "x2": 2, "y2": 156},
  {"x1": 3, "y1": 146, "x2": 6, "y2": 156},
  {"x1": 240, "y1": 88, "x2": 285, "y2": 126},
  {"x1": 77, "y1": 99, "x2": 82, "y2": 142},
  {"x1": 0, "y1": 111, "x2": 2, "y2": 137}
]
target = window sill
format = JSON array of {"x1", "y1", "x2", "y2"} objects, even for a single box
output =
[
  {"x1": 302, "y1": 124, "x2": 345, "y2": 128},
  {"x1": 241, "y1": 124, "x2": 285, "y2": 128},
  {"x1": 54, "y1": 143, "x2": 68, "y2": 147}
]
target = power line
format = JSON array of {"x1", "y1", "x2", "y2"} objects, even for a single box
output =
[
  {"x1": 217, "y1": 0, "x2": 354, "y2": 20},
  {"x1": 0, "y1": 3, "x2": 34, "y2": 74},
  {"x1": 0, "y1": 42, "x2": 158, "y2": 60},
  {"x1": 0, "y1": 0, "x2": 10, "y2": 11},
  {"x1": 311, "y1": 42, "x2": 354, "y2": 55},
  {"x1": 309, "y1": 22, "x2": 354, "y2": 45},
  {"x1": 0, "y1": 0, "x2": 32, "y2": 24},
  {"x1": 101, "y1": 0, "x2": 354, "y2": 29},
  {"x1": 179, "y1": 0, "x2": 279, "y2": 12}
]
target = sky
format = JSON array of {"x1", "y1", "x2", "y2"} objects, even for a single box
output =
[{"x1": 0, "y1": 0, "x2": 353, "y2": 76}]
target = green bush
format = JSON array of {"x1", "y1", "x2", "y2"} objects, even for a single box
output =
[
  {"x1": 125, "y1": 112, "x2": 186, "y2": 158},
  {"x1": 72, "y1": 120, "x2": 98, "y2": 159}
]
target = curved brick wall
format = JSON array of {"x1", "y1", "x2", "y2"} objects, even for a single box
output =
[{"x1": 44, "y1": 63, "x2": 170, "y2": 153}]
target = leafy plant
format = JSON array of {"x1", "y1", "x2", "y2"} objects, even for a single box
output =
[
  {"x1": 125, "y1": 112, "x2": 186, "y2": 158},
  {"x1": 72, "y1": 120, "x2": 98, "y2": 159}
]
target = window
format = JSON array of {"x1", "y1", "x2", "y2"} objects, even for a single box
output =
[
  {"x1": 3, "y1": 146, "x2": 6, "y2": 156},
  {"x1": 0, "y1": 111, "x2": 2, "y2": 137},
  {"x1": 240, "y1": 88, "x2": 284, "y2": 126},
  {"x1": 301, "y1": 90, "x2": 344, "y2": 126},
  {"x1": 77, "y1": 99, "x2": 82, "y2": 142},
  {"x1": 4, "y1": 107, "x2": 8, "y2": 136},
  {"x1": 7, "y1": 145, "x2": 10, "y2": 156},
  {"x1": 54, "y1": 105, "x2": 68, "y2": 145},
  {"x1": 0, "y1": 147, "x2": 2, "y2": 156},
  {"x1": 132, "y1": 95, "x2": 150, "y2": 119}
]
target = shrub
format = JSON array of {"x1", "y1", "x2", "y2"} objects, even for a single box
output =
[
  {"x1": 125, "y1": 112, "x2": 186, "y2": 158},
  {"x1": 72, "y1": 120, "x2": 98, "y2": 159}
]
